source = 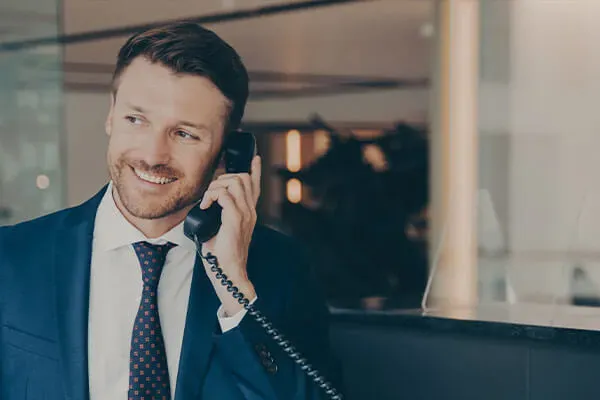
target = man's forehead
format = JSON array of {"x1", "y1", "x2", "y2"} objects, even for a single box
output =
[{"x1": 115, "y1": 58, "x2": 228, "y2": 101}]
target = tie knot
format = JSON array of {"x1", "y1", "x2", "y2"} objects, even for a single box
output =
[{"x1": 132, "y1": 241, "x2": 177, "y2": 286}]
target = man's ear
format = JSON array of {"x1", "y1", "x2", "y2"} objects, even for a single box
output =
[{"x1": 105, "y1": 93, "x2": 115, "y2": 136}]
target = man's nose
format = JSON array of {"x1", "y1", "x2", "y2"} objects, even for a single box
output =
[{"x1": 141, "y1": 132, "x2": 171, "y2": 166}]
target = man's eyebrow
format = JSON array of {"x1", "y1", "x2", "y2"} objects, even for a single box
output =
[
  {"x1": 125, "y1": 103, "x2": 146, "y2": 113},
  {"x1": 125, "y1": 103, "x2": 210, "y2": 131},
  {"x1": 178, "y1": 120, "x2": 211, "y2": 131}
]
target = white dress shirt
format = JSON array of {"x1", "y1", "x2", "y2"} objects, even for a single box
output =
[{"x1": 88, "y1": 182, "x2": 249, "y2": 399}]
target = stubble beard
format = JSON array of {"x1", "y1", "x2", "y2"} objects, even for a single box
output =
[{"x1": 109, "y1": 156, "x2": 216, "y2": 220}]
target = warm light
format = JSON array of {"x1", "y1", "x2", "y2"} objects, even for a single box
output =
[
  {"x1": 286, "y1": 130, "x2": 301, "y2": 172},
  {"x1": 362, "y1": 144, "x2": 388, "y2": 172},
  {"x1": 36, "y1": 174, "x2": 50, "y2": 190},
  {"x1": 313, "y1": 129, "x2": 330, "y2": 157},
  {"x1": 286, "y1": 178, "x2": 302, "y2": 203}
]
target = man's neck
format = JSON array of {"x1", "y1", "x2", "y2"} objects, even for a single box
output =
[{"x1": 125, "y1": 214, "x2": 185, "y2": 239}]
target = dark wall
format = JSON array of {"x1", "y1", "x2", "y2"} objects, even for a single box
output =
[{"x1": 330, "y1": 321, "x2": 600, "y2": 400}]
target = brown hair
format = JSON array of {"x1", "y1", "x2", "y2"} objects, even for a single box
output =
[{"x1": 112, "y1": 21, "x2": 249, "y2": 131}]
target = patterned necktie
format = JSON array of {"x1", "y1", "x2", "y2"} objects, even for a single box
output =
[{"x1": 129, "y1": 241, "x2": 177, "y2": 400}]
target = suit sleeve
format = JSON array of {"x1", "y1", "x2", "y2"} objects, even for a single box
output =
[{"x1": 211, "y1": 243, "x2": 344, "y2": 400}]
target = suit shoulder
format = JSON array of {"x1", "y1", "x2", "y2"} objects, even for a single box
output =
[
  {"x1": 0, "y1": 209, "x2": 74, "y2": 298},
  {"x1": 0, "y1": 208, "x2": 71, "y2": 245},
  {"x1": 248, "y1": 224, "x2": 317, "y2": 287},
  {"x1": 0, "y1": 185, "x2": 106, "y2": 244},
  {"x1": 251, "y1": 224, "x2": 307, "y2": 259}
]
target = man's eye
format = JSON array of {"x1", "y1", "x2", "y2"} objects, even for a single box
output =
[
  {"x1": 176, "y1": 131, "x2": 197, "y2": 140},
  {"x1": 125, "y1": 116, "x2": 142, "y2": 125}
]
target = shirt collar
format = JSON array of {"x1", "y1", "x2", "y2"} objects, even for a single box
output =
[{"x1": 93, "y1": 181, "x2": 197, "y2": 253}]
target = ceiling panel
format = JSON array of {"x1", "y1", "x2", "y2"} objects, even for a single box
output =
[
  {"x1": 62, "y1": 0, "x2": 433, "y2": 79},
  {"x1": 62, "y1": 0, "x2": 313, "y2": 34}
]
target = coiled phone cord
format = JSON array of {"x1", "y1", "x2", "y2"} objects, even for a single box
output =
[{"x1": 194, "y1": 238, "x2": 343, "y2": 400}]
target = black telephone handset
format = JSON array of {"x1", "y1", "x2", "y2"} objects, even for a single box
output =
[
  {"x1": 183, "y1": 131, "x2": 343, "y2": 400},
  {"x1": 184, "y1": 131, "x2": 256, "y2": 243}
]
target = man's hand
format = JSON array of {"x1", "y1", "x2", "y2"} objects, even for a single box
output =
[{"x1": 198, "y1": 155, "x2": 261, "y2": 316}]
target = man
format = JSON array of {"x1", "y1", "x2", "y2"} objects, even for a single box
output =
[{"x1": 0, "y1": 22, "x2": 341, "y2": 400}]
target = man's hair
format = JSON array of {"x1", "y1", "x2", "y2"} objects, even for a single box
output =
[{"x1": 112, "y1": 21, "x2": 249, "y2": 131}]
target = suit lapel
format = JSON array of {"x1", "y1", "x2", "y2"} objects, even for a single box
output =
[
  {"x1": 50, "y1": 184, "x2": 219, "y2": 400},
  {"x1": 174, "y1": 255, "x2": 221, "y2": 400},
  {"x1": 54, "y1": 187, "x2": 106, "y2": 400}
]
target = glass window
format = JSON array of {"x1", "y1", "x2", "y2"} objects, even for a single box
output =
[
  {"x1": 425, "y1": 0, "x2": 600, "y2": 329},
  {"x1": 0, "y1": 5, "x2": 65, "y2": 226}
]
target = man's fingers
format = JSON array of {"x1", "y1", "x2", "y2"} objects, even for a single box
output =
[
  {"x1": 250, "y1": 155, "x2": 262, "y2": 204},
  {"x1": 199, "y1": 154, "x2": 261, "y2": 220},
  {"x1": 213, "y1": 174, "x2": 253, "y2": 210},
  {"x1": 199, "y1": 187, "x2": 241, "y2": 224}
]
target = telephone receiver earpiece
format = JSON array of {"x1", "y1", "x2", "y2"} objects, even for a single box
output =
[{"x1": 183, "y1": 131, "x2": 257, "y2": 243}]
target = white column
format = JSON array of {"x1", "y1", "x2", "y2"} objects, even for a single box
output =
[{"x1": 425, "y1": 0, "x2": 480, "y2": 312}]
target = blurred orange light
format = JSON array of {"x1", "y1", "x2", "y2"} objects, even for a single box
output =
[
  {"x1": 286, "y1": 178, "x2": 302, "y2": 203},
  {"x1": 286, "y1": 130, "x2": 301, "y2": 172}
]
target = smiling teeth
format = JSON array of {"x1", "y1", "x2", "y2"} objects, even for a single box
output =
[{"x1": 134, "y1": 169, "x2": 176, "y2": 184}]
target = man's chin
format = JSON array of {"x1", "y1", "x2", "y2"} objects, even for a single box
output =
[
  {"x1": 125, "y1": 206, "x2": 181, "y2": 220},
  {"x1": 122, "y1": 195, "x2": 196, "y2": 220},
  {"x1": 112, "y1": 180, "x2": 200, "y2": 220}
]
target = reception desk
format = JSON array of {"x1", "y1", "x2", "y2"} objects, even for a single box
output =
[{"x1": 329, "y1": 304, "x2": 600, "y2": 400}]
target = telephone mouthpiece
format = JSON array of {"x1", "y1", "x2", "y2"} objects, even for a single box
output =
[{"x1": 183, "y1": 203, "x2": 222, "y2": 243}]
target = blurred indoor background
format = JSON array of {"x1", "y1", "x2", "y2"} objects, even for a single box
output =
[{"x1": 3, "y1": 0, "x2": 600, "y2": 320}]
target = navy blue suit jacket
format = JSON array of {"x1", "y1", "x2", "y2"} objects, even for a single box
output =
[{"x1": 0, "y1": 186, "x2": 341, "y2": 399}]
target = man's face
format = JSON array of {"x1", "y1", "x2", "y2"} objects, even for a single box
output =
[{"x1": 106, "y1": 57, "x2": 229, "y2": 220}]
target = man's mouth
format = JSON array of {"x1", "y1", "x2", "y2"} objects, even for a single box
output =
[{"x1": 132, "y1": 167, "x2": 177, "y2": 185}]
